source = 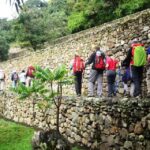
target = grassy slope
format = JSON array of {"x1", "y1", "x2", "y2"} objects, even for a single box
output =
[{"x1": 0, "y1": 119, "x2": 34, "y2": 150}]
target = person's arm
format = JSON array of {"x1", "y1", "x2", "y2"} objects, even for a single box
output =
[
  {"x1": 85, "y1": 52, "x2": 95, "y2": 66},
  {"x1": 122, "y1": 48, "x2": 132, "y2": 67},
  {"x1": 70, "y1": 59, "x2": 74, "y2": 70},
  {"x1": 147, "y1": 47, "x2": 150, "y2": 62}
]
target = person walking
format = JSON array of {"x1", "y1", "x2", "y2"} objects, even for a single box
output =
[
  {"x1": 122, "y1": 66, "x2": 134, "y2": 97},
  {"x1": 19, "y1": 70, "x2": 26, "y2": 85},
  {"x1": 85, "y1": 45, "x2": 106, "y2": 97},
  {"x1": 146, "y1": 46, "x2": 150, "y2": 97},
  {"x1": 122, "y1": 38, "x2": 147, "y2": 98},
  {"x1": 26, "y1": 66, "x2": 35, "y2": 87},
  {"x1": 11, "y1": 70, "x2": 19, "y2": 88},
  {"x1": 0, "y1": 69, "x2": 5, "y2": 91},
  {"x1": 106, "y1": 50, "x2": 118, "y2": 97},
  {"x1": 70, "y1": 52, "x2": 85, "y2": 96}
]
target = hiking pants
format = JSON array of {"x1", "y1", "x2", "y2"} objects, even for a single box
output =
[
  {"x1": 0, "y1": 80, "x2": 4, "y2": 91},
  {"x1": 106, "y1": 70, "x2": 116, "y2": 97},
  {"x1": 131, "y1": 66, "x2": 143, "y2": 97},
  {"x1": 12, "y1": 80, "x2": 18, "y2": 88},
  {"x1": 123, "y1": 82, "x2": 134, "y2": 97},
  {"x1": 146, "y1": 64, "x2": 150, "y2": 96},
  {"x1": 88, "y1": 69, "x2": 103, "y2": 96},
  {"x1": 74, "y1": 72, "x2": 82, "y2": 95}
]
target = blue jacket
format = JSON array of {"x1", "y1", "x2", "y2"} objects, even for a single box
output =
[
  {"x1": 147, "y1": 47, "x2": 150, "y2": 55},
  {"x1": 122, "y1": 67, "x2": 131, "y2": 83}
]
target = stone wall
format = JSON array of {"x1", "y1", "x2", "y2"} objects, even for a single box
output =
[
  {"x1": 0, "y1": 9, "x2": 150, "y2": 96},
  {"x1": 0, "y1": 8, "x2": 150, "y2": 150},
  {"x1": 0, "y1": 94, "x2": 150, "y2": 149}
]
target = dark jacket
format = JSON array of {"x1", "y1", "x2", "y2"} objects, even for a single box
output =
[
  {"x1": 85, "y1": 51, "x2": 106, "y2": 73},
  {"x1": 122, "y1": 48, "x2": 132, "y2": 68}
]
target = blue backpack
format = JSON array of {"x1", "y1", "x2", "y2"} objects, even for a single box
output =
[{"x1": 122, "y1": 68, "x2": 131, "y2": 83}]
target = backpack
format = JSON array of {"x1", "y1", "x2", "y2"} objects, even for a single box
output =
[
  {"x1": 106, "y1": 57, "x2": 118, "y2": 70},
  {"x1": 122, "y1": 67, "x2": 132, "y2": 83},
  {"x1": 94, "y1": 52, "x2": 105, "y2": 70},
  {"x1": 73, "y1": 57, "x2": 84, "y2": 73},
  {"x1": 27, "y1": 66, "x2": 35, "y2": 77},
  {"x1": 132, "y1": 44, "x2": 147, "y2": 67},
  {"x1": 12, "y1": 73, "x2": 18, "y2": 81},
  {"x1": 0, "y1": 71, "x2": 4, "y2": 80}
]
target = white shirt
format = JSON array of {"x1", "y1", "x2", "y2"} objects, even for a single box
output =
[{"x1": 19, "y1": 72, "x2": 26, "y2": 83}]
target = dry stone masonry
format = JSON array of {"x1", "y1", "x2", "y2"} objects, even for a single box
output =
[
  {"x1": 0, "y1": 9, "x2": 149, "y2": 96},
  {"x1": 0, "y1": 94, "x2": 150, "y2": 149},
  {"x1": 0, "y1": 9, "x2": 150, "y2": 150}
]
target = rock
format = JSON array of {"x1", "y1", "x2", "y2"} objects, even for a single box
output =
[
  {"x1": 119, "y1": 128, "x2": 128, "y2": 140},
  {"x1": 107, "y1": 135, "x2": 115, "y2": 146},
  {"x1": 134, "y1": 122, "x2": 144, "y2": 135},
  {"x1": 124, "y1": 141, "x2": 133, "y2": 149},
  {"x1": 138, "y1": 135, "x2": 144, "y2": 142},
  {"x1": 74, "y1": 135, "x2": 81, "y2": 142},
  {"x1": 148, "y1": 120, "x2": 150, "y2": 130},
  {"x1": 143, "y1": 26, "x2": 149, "y2": 32},
  {"x1": 99, "y1": 143, "x2": 109, "y2": 150}
]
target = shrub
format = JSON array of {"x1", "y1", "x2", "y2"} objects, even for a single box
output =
[{"x1": 0, "y1": 37, "x2": 9, "y2": 61}]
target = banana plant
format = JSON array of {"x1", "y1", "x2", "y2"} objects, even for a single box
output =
[{"x1": 13, "y1": 64, "x2": 74, "y2": 134}]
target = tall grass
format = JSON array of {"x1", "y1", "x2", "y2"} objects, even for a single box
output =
[{"x1": 0, "y1": 118, "x2": 34, "y2": 150}]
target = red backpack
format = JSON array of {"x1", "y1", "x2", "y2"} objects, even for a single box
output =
[
  {"x1": 27, "y1": 66, "x2": 35, "y2": 77},
  {"x1": 95, "y1": 55, "x2": 105, "y2": 70},
  {"x1": 73, "y1": 56, "x2": 84, "y2": 73}
]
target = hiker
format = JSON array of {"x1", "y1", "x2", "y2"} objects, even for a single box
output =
[
  {"x1": 70, "y1": 52, "x2": 85, "y2": 96},
  {"x1": 122, "y1": 38, "x2": 147, "y2": 98},
  {"x1": 26, "y1": 66, "x2": 35, "y2": 87},
  {"x1": 11, "y1": 70, "x2": 19, "y2": 88},
  {"x1": 106, "y1": 50, "x2": 118, "y2": 97},
  {"x1": 85, "y1": 45, "x2": 106, "y2": 97},
  {"x1": 122, "y1": 66, "x2": 134, "y2": 97},
  {"x1": 0, "y1": 69, "x2": 5, "y2": 91},
  {"x1": 146, "y1": 46, "x2": 150, "y2": 97},
  {"x1": 19, "y1": 70, "x2": 26, "y2": 85}
]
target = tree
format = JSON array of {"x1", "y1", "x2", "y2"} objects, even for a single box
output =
[{"x1": 0, "y1": 37, "x2": 9, "y2": 61}]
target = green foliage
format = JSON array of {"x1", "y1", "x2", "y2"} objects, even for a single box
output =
[
  {"x1": 13, "y1": 65, "x2": 73, "y2": 133},
  {"x1": 17, "y1": 8, "x2": 48, "y2": 50},
  {"x1": 4, "y1": 0, "x2": 150, "y2": 49},
  {"x1": 68, "y1": 11, "x2": 87, "y2": 33},
  {"x1": 0, "y1": 118, "x2": 34, "y2": 150},
  {"x1": 13, "y1": 80, "x2": 47, "y2": 99},
  {"x1": 115, "y1": 0, "x2": 150, "y2": 17},
  {"x1": 0, "y1": 37, "x2": 9, "y2": 61}
]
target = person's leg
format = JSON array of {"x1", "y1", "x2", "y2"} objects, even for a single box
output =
[
  {"x1": 130, "y1": 82, "x2": 135, "y2": 97},
  {"x1": 107, "y1": 71, "x2": 112, "y2": 97},
  {"x1": 146, "y1": 66, "x2": 150, "y2": 96},
  {"x1": 88, "y1": 69, "x2": 98, "y2": 96},
  {"x1": 112, "y1": 72, "x2": 116, "y2": 96},
  {"x1": 74, "y1": 72, "x2": 82, "y2": 95},
  {"x1": 97, "y1": 73, "x2": 103, "y2": 96},
  {"x1": 74, "y1": 73, "x2": 78, "y2": 95},
  {"x1": 138, "y1": 67, "x2": 143, "y2": 96},
  {"x1": 12, "y1": 80, "x2": 15, "y2": 88},
  {"x1": 0, "y1": 80, "x2": 4, "y2": 91},
  {"x1": 131, "y1": 66, "x2": 140, "y2": 97},
  {"x1": 107, "y1": 71, "x2": 116, "y2": 97},
  {"x1": 123, "y1": 82, "x2": 128, "y2": 94},
  {"x1": 78, "y1": 72, "x2": 82, "y2": 95}
]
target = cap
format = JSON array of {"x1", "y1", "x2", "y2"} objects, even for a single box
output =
[
  {"x1": 96, "y1": 51, "x2": 101, "y2": 56},
  {"x1": 131, "y1": 38, "x2": 138, "y2": 44}
]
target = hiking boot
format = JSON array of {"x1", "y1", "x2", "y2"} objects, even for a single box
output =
[
  {"x1": 135, "y1": 95, "x2": 142, "y2": 100},
  {"x1": 87, "y1": 94, "x2": 94, "y2": 97},
  {"x1": 77, "y1": 94, "x2": 81, "y2": 97}
]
